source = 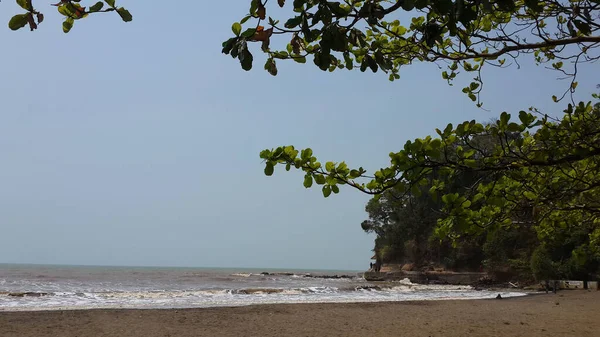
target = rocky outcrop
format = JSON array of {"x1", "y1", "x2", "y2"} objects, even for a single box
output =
[
  {"x1": 259, "y1": 272, "x2": 356, "y2": 279},
  {"x1": 364, "y1": 271, "x2": 488, "y2": 285},
  {"x1": 305, "y1": 274, "x2": 355, "y2": 279}
]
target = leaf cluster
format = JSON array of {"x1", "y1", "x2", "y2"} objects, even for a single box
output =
[{"x1": 7, "y1": 0, "x2": 132, "y2": 33}]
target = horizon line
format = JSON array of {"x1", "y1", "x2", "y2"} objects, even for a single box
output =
[{"x1": 0, "y1": 262, "x2": 364, "y2": 273}]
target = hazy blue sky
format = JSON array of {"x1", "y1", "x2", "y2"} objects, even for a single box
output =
[{"x1": 0, "y1": 1, "x2": 596, "y2": 270}]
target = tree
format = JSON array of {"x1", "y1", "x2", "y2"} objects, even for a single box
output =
[
  {"x1": 362, "y1": 172, "x2": 488, "y2": 271},
  {"x1": 5, "y1": 0, "x2": 131, "y2": 33},
  {"x1": 224, "y1": 1, "x2": 600, "y2": 264},
  {"x1": 362, "y1": 183, "x2": 441, "y2": 265}
]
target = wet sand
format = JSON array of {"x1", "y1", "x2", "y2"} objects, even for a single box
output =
[{"x1": 1, "y1": 291, "x2": 598, "y2": 337}]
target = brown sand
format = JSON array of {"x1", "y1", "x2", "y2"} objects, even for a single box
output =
[{"x1": 1, "y1": 291, "x2": 599, "y2": 337}]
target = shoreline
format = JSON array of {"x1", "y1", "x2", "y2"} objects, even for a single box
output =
[
  {"x1": 0, "y1": 290, "x2": 533, "y2": 313},
  {"x1": 1, "y1": 291, "x2": 597, "y2": 337},
  {"x1": 0, "y1": 287, "x2": 531, "y2": 313}
]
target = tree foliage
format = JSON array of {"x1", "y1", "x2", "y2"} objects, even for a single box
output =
[
  {"x1": 5, "y1": 0, "x2": 131, "y2": 33},
  {"x1": 224, "y1": 0, "x2": 600, "y2": 105},
  {"x1": 362, "y1": 172, "x2": 488, "y2": 272},
  {"x1": 259, "y1": 99, "x2": 600, "y2": 264},
  {"x1": 363, "y1": 151, "x2": 599, "y2": 281}
]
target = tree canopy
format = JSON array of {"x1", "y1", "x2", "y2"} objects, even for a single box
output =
[
  {"x1": 223, "y1": 0, "x2": 600, "y2": 104},
  {"x1": 361, "y1": 130, "x2": 599, "y2": 281},
  {"x1": 6, "y1": 0, "x2": 131, "y2": 33},
  {"x1": 223, "y1": 1, "x2": 600, "y2": 260}
]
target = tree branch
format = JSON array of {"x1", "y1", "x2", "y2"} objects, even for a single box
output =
[{"x1": 434, "y1": 35, "x2": 600, "y2": 61}]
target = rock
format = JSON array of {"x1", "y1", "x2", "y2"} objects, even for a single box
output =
[
  {"x1": 428, "y1": 279, "x2": 449, "y2": 285},
  {"x1": 363, "y1": 273, "x2": 385, "y2": 281},
  {"x1": 259, "y1": 272, "x2": 294, "y2": 276},
  {"x1": 355, "y1": 285, "x2": 382, "y2": 291},
  {"x1": 308, "y1": 274, "x2": 354, "y2": 279},
  {"x1": 401, "y1": 263, "x2": 415, "y2": 271},
  {"x1": 8, "y1": 292, "x2": 49, "y2": 297}
]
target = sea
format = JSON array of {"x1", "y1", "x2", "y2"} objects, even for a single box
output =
[{"x1": 0, "y1": 264, "x2": 527, "y2": 311}]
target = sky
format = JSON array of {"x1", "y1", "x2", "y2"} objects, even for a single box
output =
[{"x1": 0, "y1": 1, "x2": 597, "y2": 271}]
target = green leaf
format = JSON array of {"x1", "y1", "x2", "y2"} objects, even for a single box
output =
[
  {"x1": 89, "y1": 2, "x2": 104, "y2": 12},
  {"x1": 293, "y1": 56, "x2": 306, "y2": 63},
  {"x1": 264, "y1": 58, "x2": 278, "y2": 76},
  {"x1": 349, "y1": 169, "x2": 361, "y2": 179},
  {"x1": 250, "y1": 0, "x2": 259, "y2": 14},
  {"x1": 573, "y1": 19, "x2": 591, "y2": 35},
  {"x1": 284, "y1": 16, "x2": 302, "y2": 28},
  {"x1": 303, "y1": 174, "x2": 313, "y2": 188},
  {"x1": 105, "y1": 0, "x2": 116, "y2": 7},
  {"x1": 264, "y1": 162, "x2": 274, "y2": 176},
  {"x1": 499, "y1": 112, "x2": 510, "y2": 126},
  {"x1": 314, "y1": 175, "x2": 326, "y2": 185},
  {"x1": 401, "y1": 0, "x2": 415, "y2": 11},
  {"x1": 117, "y1": 7, "x2": 132, "y2": 22},
  {"x1": 322, "y1": 185, "x2": 332, "y2": 198},
  {"x1": 240, "y1": 15, "x2": 251, "y2": 24},
  {"x1": 507, "y1": 122, "x2": 521, "y2": 132},
  {"x1": 241, "y1": 28, "x2": 256, "y2": 38},
  {"x1": 464, "y1": 159, "x2": 477, "y2": 168},
  {"x1": 16, "y1": 0, "x2": 33, "y2": 11},
  {"x1": 8, "y1": 14, "x2": 28, "y2": 31},
  {"x1": 443, "y1": 123, "x2": 453, "y2": 136},
  {"x1": 331, "y1": 185, "x2": 340, "y2": 194},
  {"x1": 366, "y1": 55, "x2": 378, "y2": 73},
  {"x1": 221, "y1": 38, "x2": 237, "y2": 54},
  {"x1": 519, "y1": 110, "x2": 534, "y2": 126},
  {"x1": 524, "y1": 0, "x2": 542, "y2": 12},
  {"x1": 259, "y1": 149, "x2": 272, "y2": 160},
  {"x1": 273, "y1": 51, "x2": 288, "y2": 59},
  {"x1": 240, "y1": 49, "x2": 254, "y2": 71},
  {"x1": 325, "y1": 162, "x2": 335, "y2": 172},
  {"x1": 62, "y1": 17, "x2": 74, "y2": 33},
  {"x1": 57, "y1": 5, "x2": 70, "y2": 17},
  {"x1": 232, "y1": 22, "x2": 242, "y2": 36}
]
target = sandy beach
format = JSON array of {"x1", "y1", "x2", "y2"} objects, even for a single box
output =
[{"x1": 1, "y1": 291, "x2": 598, "y2": 337}]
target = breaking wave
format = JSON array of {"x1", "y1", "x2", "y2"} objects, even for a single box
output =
[
  {"x1": 0, "y1": 283, "x2": 527, "y2": 312},
  {"x1": 0, "y1": 267, "x2": 528, "y2": 312}
]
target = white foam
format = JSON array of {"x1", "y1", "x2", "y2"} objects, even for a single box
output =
[{"x1": 0, "y1": 286, "x2": 529, "y2": 312}]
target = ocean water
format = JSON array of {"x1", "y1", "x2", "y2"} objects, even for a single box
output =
[{"x1": 0, "y1": 264, "x2": 527, "y2": 311}]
